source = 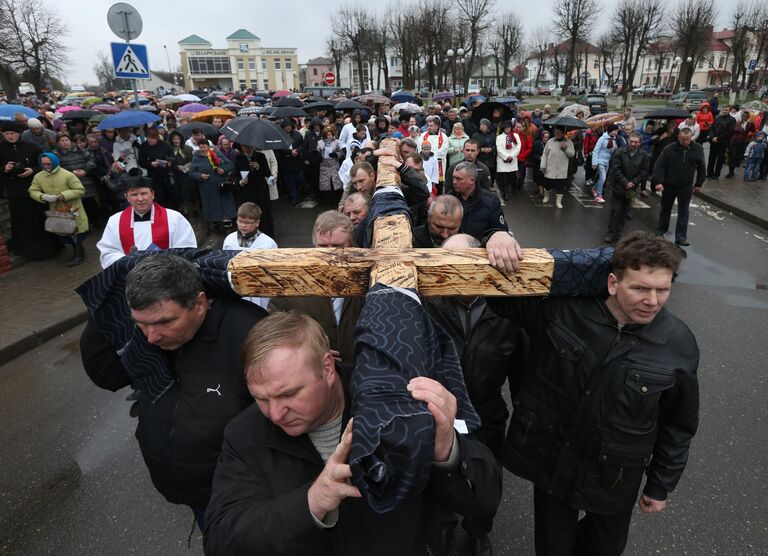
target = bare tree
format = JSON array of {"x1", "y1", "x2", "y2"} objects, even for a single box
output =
[
  {"x1": 596, "y1": 33, "x2": 621, "y2": 90},
  {"x1": 490, "y1": 13, "x2": 523, "y2": 89},
  {"x1": 612, "y1": 0, "x2": 666, "y2": 102},
  {"x1": 93, "y1": 51, "x2": 130, "y2": 91},
  {"x1": 747, "y1": 3, "x2": 768, "y2": 90},
  {"x1": 671, "y1": 0, "x2": 717, "y2": 92},
  {"x1": 0, "y1": 0, "x2": 68, "y2": 91},
  {"x1": 332, "y1": 7, "x2": 372, "y2": 92},
  {"x1": 553, "y1": 0, "x2": 599, "y2": 90},
  {"x1": 455, "y1": 0, "x2": 495, "y2": 92},
  {"x1": 529, "y1": 27, "x2": 553, "y2": 87},
  {"x1": 417, "y1": 0, "x2": 454, "y2": 91},
  {"x1": 389, "y1": 7, "x2": 421, "y2": 89},
  {"x1": 325, "y1": 37, "x2": 345, "y2": 76},
  {"x1": 728, "y1": 2, "x2": 758, "y2": 90}
]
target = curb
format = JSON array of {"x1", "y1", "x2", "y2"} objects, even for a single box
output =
[
  {"x1": 695, "y1": 191, "x2": 768, "y2": 232},
  {"x1": 0, "y1": 309, "x2": 89, "y2": 367}
]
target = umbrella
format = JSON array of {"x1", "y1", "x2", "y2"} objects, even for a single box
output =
[
  {"x1": 191, "y1": 108, "x2": 236, "y2": 122},
  {"x1": 741, "y1": 100, "x2": 768, "y2": 113},
  {"x1": 220, "y1": 117, "x2": 293, "y2": 150},
  {"x1": 177, "y1": 93, "x2": 201, "y2": 102},
  {"x1": 558, "y1": 103, "x2": 591, "y2": 118},
  {"x1": 274, "y1": 97, "x2": 304, "y2": 108},
  {"x1": 643, "y1": 108, "x2": 692, "y2": 120},
  {"x1": 271, "y1": 106, "x2": 309, "y2": 119},
  {"x1": 584, "y1": 112, "x2": 624, "y2": 128},
  {"x1": 95, "y1": 110, "x2": 161, "y2": 130},
  {"x1": 221, "y1": 103, "x2": 242, "y2": 112},
  {"x1": 176, "y1": 122, "x2": 220, "y2": 141},
  {"x1": 81, "y1": 97, "x2": 104, "y2": 107},
  {"x1": 237, "y1": 106, "x2": 264, "y2": 116},
  {"x1": 493, "y1": 96, "x2": 520, "y2": 106},
  {"x1": 432, "y1": 91, "x2": 454, "y2": 101},
  {"x1": 334, "y1": 99, "x2": 366, "y2": 111},
  {"x1": 0, "y1": 104, "x2": 38, "y2": 120},
  {"x1": 139, "y1": 105, "x2": 160, "y2": 112},
  {"x1": 160, "y1": 95, "x2": 182, "y2": 105},
  {"x1": 460, "y1": 95, "x2": 487, "y2": 107},
  {"x1": 390, "y1": 90, "x2": 415, "y2": 102},
  {"x1": 61, "y1": 109, "x2": 101, "y2": 120},
  {"x1": 355, "y1": 94, "x2": 390, "y2": 104},
  {"x1": 92, "y1": 104, "x2": 121, "y2": 114},
  {"x1": 89, "y1": 114, "x2": 107, "y2": 124},
  {"x1": 188, "y1": 90, "x2": 206, "y2": 97},
  {"x1": 304, "y1": 101, "x2": 335, "y2": 112},
  {"x1": 272, "y1": 90, "x2": 292, "y2": 98},
  {"x1": 471, "y1": 102, "x2": 514, "y2": 125},
  {"x1": 391, "y1": 102, "x2": 421, "y2": 114},
  {"x1": 177, "y1": 103, "x2": 210, "y2": 114},
  {"x1": 56, "y1": 105, "x2": 85, "y2": 114},
  {"x1": 200, "y1": 96, "x2": 224, "y2": 105},
  {"x1": 128, "y1": 98, "x2": 151, "y2": 106},
  {"x1": 542, "y1": 115, "x2": 589, "y2": 130}
]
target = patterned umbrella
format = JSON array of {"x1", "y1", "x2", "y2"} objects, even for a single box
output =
[
  {"x1": 92, "y1": 104, "x2": 121, "y2": 114},
  {"x1": 355, "y1": 94, "x2": 390, "y2": 104},
  {"x1": 558, "y1": 103, "x2": 591, "y2": 119},
  {"x1": 237, "y1": 106, "x2": 263, "y2": 116},
  {"x1": 584, "y1": 112, "x2": 623, "y2": 128}
]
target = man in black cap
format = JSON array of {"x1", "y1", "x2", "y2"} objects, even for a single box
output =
[{"x1": 96, "y1": 170, "x2": 197, "y2": 268}]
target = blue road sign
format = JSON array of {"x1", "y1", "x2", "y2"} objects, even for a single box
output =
[
  {"x1": 111, "y1": 42, "x2": 150, "y2": 79},
  {"x1": 748, "y1": 59, "x2": 757, "y2": 71}
]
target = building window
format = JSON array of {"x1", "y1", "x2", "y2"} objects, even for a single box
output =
[
  {"x1": 237, "y1": 59, "x2": 244, "y2": 71},
  {"x1": 593, "y1": 59, "x2": 599, "y2": 69},
  {"x1": 239, "y1": 80, "x2": 247, "y2": 90},
  {"x1": 718, "y1": 56, "x2": 724, "y2": 68},
  {"x1": 261, "y1": 59, "x2": 267, "y2": 71},
  {"x1": 274, "y1": 59, "x2": 281, "y2": 70},
  {"x1": 664, "y1": 58, "x2": 670, "y2": 69},
  {"x1": 263, "y1": 79, "x2": 269, "y2": 90},
  {"x1": 313, "y1": 67, "x2": 318, "y2": 76},
  {"x1": 284, "y1": 58, "x2": 292, "y2": 70},
  {"x1": 188, "y1": 56, "x2": 232, "y2": 74},
  {"x1": 646, "y1": 59, "x2": 652, "y2": 69},
  {"x1": 249, "y1": 58, "x2": 256, "y2": 71}
]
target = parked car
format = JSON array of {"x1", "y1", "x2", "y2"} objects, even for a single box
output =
[
  {"x1": 577, "y1": 93, "x2": 608, "y2": 115},
  {"x1": 633, "y1": 85, "x2": 658, "y2": 95},
  {"x1": 666, "y1": 90, "x2": 707, "y2": 110},
  {"x1": 536, "y1": 86, "x2": 552, "y2": 96}
]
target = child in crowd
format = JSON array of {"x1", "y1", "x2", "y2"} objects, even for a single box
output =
[
  {"x1": 743, "y1": 131, "x2": 767, "y2": 182},
  {"x1": 420, "y1": 141, "x2": 439, "y2": 196}
]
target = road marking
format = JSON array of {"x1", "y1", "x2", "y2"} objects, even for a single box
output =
[{"x1": 567, "y1": 185, "x2": 603, "y2": 208}]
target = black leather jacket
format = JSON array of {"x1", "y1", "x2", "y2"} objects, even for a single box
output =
[{"x1": 488, "y1": 295, "x2": 699, "y2": 513}]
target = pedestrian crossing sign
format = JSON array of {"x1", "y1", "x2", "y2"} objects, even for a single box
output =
[{"x1": 111, "y1": 42, "x2": 150, "y2": 79}]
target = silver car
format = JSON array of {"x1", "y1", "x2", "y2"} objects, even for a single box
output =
[{"x1": 666, "y1": 91, "x2": 707, "y2": 110}]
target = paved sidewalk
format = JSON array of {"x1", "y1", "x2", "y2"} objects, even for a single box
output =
[{"x1": 695, "y1": 176, "x2": 768, "y2": 231}]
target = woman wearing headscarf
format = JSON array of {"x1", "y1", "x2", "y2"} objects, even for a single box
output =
[
  {"x1": 29, "y1": 152, "x2": 89, "y2": 265},
  {"x1": 472, "y1": 118, "x2": 497, "y2": 188},
  {"x1": 530, "y1": 129, "x2": 550, "y2": 197},
  {"x1": 189, "y1": 139, "x2": 235, "y2": 230},
  {"x1": 495, "y1": 120, "x2": 521, "y2": 202},
  {"x1": 54, "y1": 132, "x2": 100, "y2": 225},
  {"x1": 168, "y1": 130, "x2": 196, "y2": 218}
]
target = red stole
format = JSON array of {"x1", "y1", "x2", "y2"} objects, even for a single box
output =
[{"x1": 118, "y1": 203, "x2": 170, "y2": 254}]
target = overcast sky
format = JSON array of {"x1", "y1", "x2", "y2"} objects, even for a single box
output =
[{"x1": 66, "y1": 0, "x2": 733, "y2": 86}]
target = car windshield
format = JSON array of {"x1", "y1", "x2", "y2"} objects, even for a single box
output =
[{"x1": 587, "y1": 96, "x2": 605, "y2": 102}]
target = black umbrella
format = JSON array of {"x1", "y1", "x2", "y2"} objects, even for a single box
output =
[
  {"x1": 543, "y1": 115, "x2": 589, "y2": 130},
  {"x1": 199, "y1": 96, "x2": 221, "y2": 105},
  {"x1": 271, "y1": 106, "x2": 310, "y2": 118},
  {"x1": 61, "y1": 109, "x2": 101, "y2": 120},
  {"x1": 221, "y1": 117, "x2": 293, "y2": 150},
  {"x1": 304, "y1": 101, "x2": 335, "y2": 112},
  {"x1": 274, "y1": 96, "x2": 304, "y2": 108},
  {"x1": 176, "y1": 122, "x2": 220, "y2": 141},
  {"x1": 334, "y1": 99, "x2": 366, "y2": 111},
  {"x1": 189, "y1": 90, "x2": 206, "y2": 97},
  {"x1": 471, "y1": 102, "x2": 513, "y2": 125},
  {"x1": 644, "y1": 108, "x2": 692, "y2": 120}
]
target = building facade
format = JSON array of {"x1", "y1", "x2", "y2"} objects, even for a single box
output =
[
  {"x1": 178, "y1": 29, "x2": 299, "y2": 92},
  {"x1": 303, "y1": 57, "x2": 334, "y2": 88},
  {"x1": 525, "y1": 40, "x2": 603, "y2": 90}
]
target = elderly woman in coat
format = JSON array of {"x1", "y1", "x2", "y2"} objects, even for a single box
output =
[
  {"x1": 316, "y1": 126, "x2": 343, "y2": 202},
  {"x1": 189, "y1": 139, "x2": 236, "y2": 230},
  {"x1": 540, "y1": 126, "x2": 575, "y2": 209},
  {"x1": 54, "y1": 132, "x2": 100, "y2": 225},
  {"x1": 29, "y1": 152, "x2": 89, "y2": 265},
  {"x1": 495, "y1": 120, "x2": 521, "y2": 202}
]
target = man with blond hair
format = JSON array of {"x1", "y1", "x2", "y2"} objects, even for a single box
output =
[{"x1": 268, "y1": 211, "x2": 363, "y2": 364}]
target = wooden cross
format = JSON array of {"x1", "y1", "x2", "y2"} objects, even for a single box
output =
[{"x1": 228, "y1": 139, "x2": 556, "y2": 298}]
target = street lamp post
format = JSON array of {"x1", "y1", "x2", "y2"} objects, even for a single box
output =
[
  {"x1": 446, "y1": 47, "x2": 465, "y2": 103},
  {"x1": 668, "y1": 56, "x2": 682, "y2": 91},
  {"x1": 488, "y1": 63, "x2": 494, "y2": 96}
]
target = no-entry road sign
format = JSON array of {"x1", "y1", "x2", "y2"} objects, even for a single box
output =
[{"x1": 324, "y1": 72, "x2": 336, "y2": 86}]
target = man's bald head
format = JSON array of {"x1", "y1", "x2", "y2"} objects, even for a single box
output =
[{"x1": 442, "y1": 233, "x2": 480, "y2": 248}]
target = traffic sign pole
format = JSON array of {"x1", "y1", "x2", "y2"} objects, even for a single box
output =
[{"x1": 107, "y1": 3, "x2": 145, "y2": 108}]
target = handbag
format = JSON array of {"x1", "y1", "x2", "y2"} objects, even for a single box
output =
[
  {"x1": 45, "y1": 208, "x2": 77, "y2": 235},
  {"x1": 219, "y1": 179, "x2": 235, "y2": 194}
]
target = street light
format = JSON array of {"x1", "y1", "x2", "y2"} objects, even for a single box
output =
[
  {"x1": 488, "y1": 63, "x2": 494, "y2": 96},
  {"x1": 447, "y1": 47, "x2": 465, "y2": 100}
]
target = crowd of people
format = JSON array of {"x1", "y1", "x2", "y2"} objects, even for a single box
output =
[{"x1": 7, "y1": 85, "x2": 756, "y2": 555}]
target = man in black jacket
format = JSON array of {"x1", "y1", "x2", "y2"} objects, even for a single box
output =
[
  {"x1": 80, "y1": 254, "x2": 266, "y2": 531},
  {"x1": 489, "y1": 231, "x2": 699, "y2": 555},
  {"x1": 444, "y1": 139, "x2": 493, "y2": 192},
  {"x1": 449, "y1": 161, "x2": 508, "y2": 241},
  {"x1": 426, "y1": 233, "x2": 528, "y2": 556},
  {"x1": 707, "y1": 106, "x2": 736, "y2": 178},
  {"x1": 275, "y1": 118, "x2": 305, "y2": 206},
  {"x1": 604, "y1": 132, "x2": 650, "y2": 244},
  {"x1": 653, "y1": 127, "x2": 706, "y2": 246},
  {"x1": 204, "y1": 310, "x2": 502, "y2": 556},
  {"x1": 412, "y1": 194, "x2": 463, "y2": 248}
]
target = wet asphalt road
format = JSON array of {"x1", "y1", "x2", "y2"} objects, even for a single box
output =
[{"x1": 1, "y1": 179, "x2": 767, "y2": 554}]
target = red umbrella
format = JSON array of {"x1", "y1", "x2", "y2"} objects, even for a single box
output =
[
  {"x1": 92, "y1": 104, "x2": 121, "y2": 114},
  {"x1": 272, "y1": 90, "x2": 291, "y2": 98}
]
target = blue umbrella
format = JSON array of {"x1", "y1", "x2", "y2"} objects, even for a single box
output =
[
  {"x1": 391, "y1": 90, "x2": 415, "y2": 102},
  {"x1": 0, "y1": 104, "x2": 38, "y2": 121},
  {"x1": 95, "y1": 110, "x2": 160, "y2": 130},
  {"x1": 129, "y1": 97, "x2": 151, "y2": 106}
]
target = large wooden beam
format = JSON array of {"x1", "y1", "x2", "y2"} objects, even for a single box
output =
[
  {"x1": 228, "y1": 247, "x2": 554, "y2": 297},
  {"x1": 369, "y1": 214, "x2": 418, "y2": 289}
]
